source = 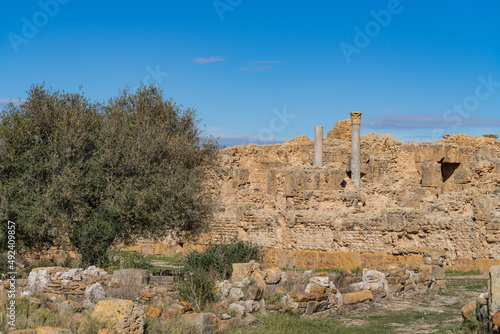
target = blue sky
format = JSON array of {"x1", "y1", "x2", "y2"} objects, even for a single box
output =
[{"x1": 1, "y1": 1, "x2": 499, "y2": 146}]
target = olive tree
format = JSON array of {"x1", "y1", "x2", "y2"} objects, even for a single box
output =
[{"x1": 0, "y1": 84, "x2": 218, "y2": 266}]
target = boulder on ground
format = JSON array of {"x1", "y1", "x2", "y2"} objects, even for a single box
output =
[
  {"x1": 91, "y1": 299, "x2": 144, "y2": 334},
  {"x1": 183, "y1": 313, "x2": 214, "y2": 334},
  {"x1": 84, "y1": 282, "x2": 106, "y2": 303}
]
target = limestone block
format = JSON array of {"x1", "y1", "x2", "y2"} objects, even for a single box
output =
[
  {"x1": 451, "y1": 258, "x2": 475, "y2": 271},
  {"x1": 261, "y1": 248, "x2": 277, "y2": 267},
  {"x1": 339, "y1": 252, "x2": 361, "y2": 270},
  {"x1": 247, "y1": 286, "x2": 263, "y2": 300},
  {"x1": 275, "y1": 250, "x2": 296, "y2": 269},
  {"x1": 84, "y1": 282, "x2": 106, "y2": 304},
  {"x1": 432, "y1": 265, "x2": 445, "y2": 280},
  {"x1": 228, "y1": 303, "x2": 246, "y2": 318},
  {"x1": 421, "y1": 162, "x2": 442, "y2": 187},
  {"x1": 111, "y1": 269, "x2": 149, "y2": 288},
  {"x1": 318, "y1": 251, "x2": 340, "y2": 269},
  {"x1": 91, "y1": 299, "x2": 144, "y2": 334},
  {"x1": 382, "y1": 208, "x2": 411, "y2": 232},
  {"x1": 487, "y1": 220, "x2": 500, "y2": 231},
  {"x1": 263, "y1": 267, "x2": 282, "y2": 284},
  {"x1": 454, "y1": 168, "x2": 472, "y2": 184},
  {"x1": 489, "y1": 266, "x2": 500, "y2": 316},
  {"x1": 423, "y1": 248, "x2": 446, "y2": 266},
  {"x1": 233, "y1": 168, "x2": 249, "y2": 188},
  {"x1": 231, "y1": 261, "x2": 260, "y2": 282},
  {"x1": 183, "y1": 313, "x2": 213, "y2": 334},
  {"x1": 418, "y1": 264, "x2": 432, "y2": 281},
  {"x1": 28, "y1": 269, "x2": 51, "y2": 293},
  {"x1": 473, "y1": 194, "x2": 495, "y2": 221},
  {"x1": 405, "y1": 255, "x2": 424, "y2": 269},
  {"x1": 361, "y1": 253, "x2": 385, "y2": 269},
  {"x1": 229, "y1": 288, "x2": 244, "y2": 302},
  {"x1": 296, "y1": 250, "x2": 319, "y2": 270},
  {"x1": 341, "y1": 290, "x2": 373, "y2": 305}
]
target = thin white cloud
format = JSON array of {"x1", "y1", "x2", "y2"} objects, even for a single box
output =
[
  {"x1": 0, "y1": 98, "x2": 23, "y2": 107},
  {"x1": 237, "y1": 60, "x2": 283, "y2": 72},
  {"x1": 210, "y1": 133, "x2": 290, "y2": 147},
  {"x1": 193, "y1": 56, "x2": 225, "y2": 64},
  {"x1": 364, "y1": 113, "x2": 500, "y2": 130}
]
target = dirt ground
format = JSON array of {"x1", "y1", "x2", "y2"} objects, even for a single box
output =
[{"x1": 334, "y1": 274, "x2": 488, "y2": 333}]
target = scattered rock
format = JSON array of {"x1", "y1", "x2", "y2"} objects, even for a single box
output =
[
  {"x1": 461, "y1": 300, "x2": 476, "y2": 321},
  {"x1": 183, "y1": 312, "x2": 213, "y2": 334},
  {"x1": 91, "y1": 299, "x2": 145, "y2": 334},
  {"x1": 228, "y1": 303, "x2": 246, "y2": 318},
  {"x1": 342, "y1": 290, "x2": 374, "y2": 305}
]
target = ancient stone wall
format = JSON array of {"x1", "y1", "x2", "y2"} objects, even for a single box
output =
[{"x1": 201, "y1": 126, "x2": 500, "y2": 271}]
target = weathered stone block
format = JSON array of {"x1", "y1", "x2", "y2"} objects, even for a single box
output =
[
  {"x1": 341, "y1": 290, "x2": 373, "y2": 305},
  {"x1": 361, "y1": 253, "x2": 385, "y2": 270},
  {"x1": 489, "y1": 266, "x2": 500, "y2": 316},
  {"x1": 305, "y1": 301, "x2": 317, "y2": 315},
  {"x1": 405, "y1": 255, "x2": 424, "y2": 269},
  {"x1": 247, "y1": 286, "x2": 263, "y2": 300},
  {"x1": 276, "y1": 250, "x2": 296, "y2": 269},
  {"x1": 318, "y1": 251, "x2": 340, "y2": 269},
  {"x1": 432, "y1": 265, "x2": 445, "y2": 280},
  {"x1": 296, "y1": 250, "x2": 319, "y2": 269},
  {"x1": 418, "y1": 264, "x2": 432, "y2": 281},
  {"x1": 421, "y1": 162, "x2": 442, "y2": 187},
  {"x1": 452, "y1": 258, "x2": 475, "y2": 271},
  {"x1": 454, "y1": 168, "x2": 472, "y2": 184},
  {"x1": 339, "y1": 252, "x2": 361, "y2": 270},
  {"x1": 461, "y1": 300, "x2": 476, "y2": 321},
  {"x1": 233, "y1": 168, "x2": 249, "y2": 188},
  {"x1": 91, "y1": 299, "x2": 144, "y2": 334},
  {"x1": 111, "y1": 269, "x2": 149, "y2": 288},
  {"x1": 261, "y1": 249, "x2": 277, "y2": 267},
  {"x1": 231, "y1": 261, "x2": 260, "y2": 282},
  {"x1": 423, "y1": 248, "x2": 445, "y2": 266},
  {"x1": 383, "y1": 209, "x2": 406, "y2": 232},
  {"x1": 183, "y1": 313, "x2": 213, "y2": 334}
]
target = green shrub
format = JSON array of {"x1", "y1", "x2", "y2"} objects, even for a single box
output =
[
  {"x1": 176, "y1": 268, "x2": 216, "y2": 311},
  {"x1": 108, "y1": 251, "x2": 153, "y2": 271},
  {"x1": 184, "y1": 240, "x2": 261, "y2": 279},
  {"x1": 177, "y1": 240, "x2": 261, "y2": 310}
]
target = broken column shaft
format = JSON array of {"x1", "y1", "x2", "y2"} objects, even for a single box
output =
[
  {"x1": 314, "y1": 126, "x2": 323, "y2": 167},
  {"x1": 350, "y1": 112, "x2": 362, "y2": 188}
]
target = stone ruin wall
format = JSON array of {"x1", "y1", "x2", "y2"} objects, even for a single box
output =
[{"x1": 201, "y1": 126, "x2": 500, "y2": 272}]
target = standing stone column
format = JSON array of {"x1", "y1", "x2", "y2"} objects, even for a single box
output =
[
  {"x1": 350, "y1": 112, "x2": 362, "y2": 188},
  {"x1": 314, "y1": 126, "x2": 323, "y2": 167}
]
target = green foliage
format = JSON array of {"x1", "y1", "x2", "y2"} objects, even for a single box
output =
[
  {"x1": 176, "y1": 268, "x2": 216, "y2": 311},
  {"x1": 184, "y1": 240, "x2": 262, "y2": 279},
  {"x1": 351, "y1": 267, "x2": 363, "y2": 276},
  {"x1": 177, "y1": 240, "x2": 261, "y2": 310},
  {"x1": 108, "y1": 250, "x2": 154, "y2": 271},
  {"x1": 0, "y1": 84, "x2": 218, "y2": 265},
  {"x1": 0, "y1": 252, "x2": 7, "y2": 274},
  {"x1": 445, "y1": 269, "x2": 483, "y2": 276}
]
